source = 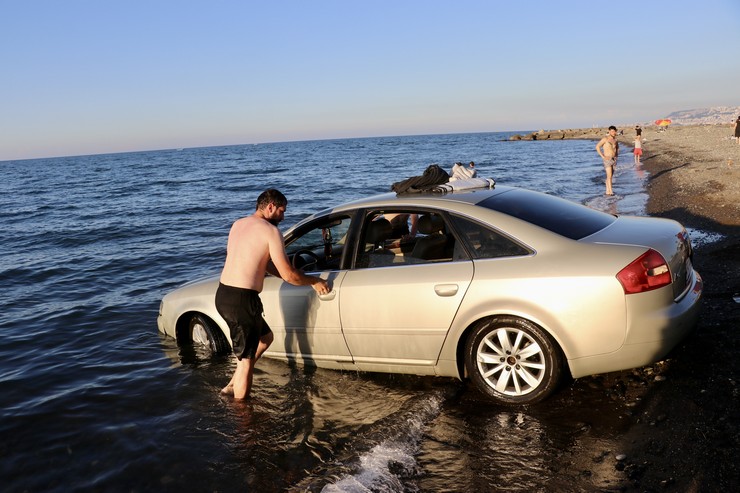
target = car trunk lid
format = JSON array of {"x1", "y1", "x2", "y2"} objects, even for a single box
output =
[{"x1": 582, "y1": 216, "x2": 693, "y2": 300}]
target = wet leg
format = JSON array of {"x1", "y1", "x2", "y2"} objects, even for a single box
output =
[
  {"x1": 224, "y1": 332, "x2": 273, "y2": 399},
  {"x1": 605, "y1": 166, "x2": 614, "y2": 195},
  {"x1": 255, "y1": 331, "x2": 274, "y2": 361},
  {"x1": 221, "y1": 369, "x2": 236, "y2": 395},
  {"x1": 232, "y1": 357, "x2": 252, "y2": 399}
]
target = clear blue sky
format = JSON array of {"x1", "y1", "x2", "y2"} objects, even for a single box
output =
[{"x1": 2, "y1": 0, "x2": 739, "y2": 161}]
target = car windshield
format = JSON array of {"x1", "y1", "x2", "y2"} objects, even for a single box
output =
[{"x1": 478, "y1": 189, "x2": 616, "y2": 240}]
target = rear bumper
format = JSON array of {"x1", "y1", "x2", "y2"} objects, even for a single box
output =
[{"x1": 568, "y1": 269, "x2": 703, "y2": 378}]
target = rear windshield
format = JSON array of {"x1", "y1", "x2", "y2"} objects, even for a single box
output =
[{"x1": 478, "y1": 189, "x2": 616, "y2": 240}]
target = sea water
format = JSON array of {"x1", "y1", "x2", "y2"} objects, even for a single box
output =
[{"x1": 1, "y1": 132, "x2": 655, "y2": 492}]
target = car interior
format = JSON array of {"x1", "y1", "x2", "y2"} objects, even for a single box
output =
[{"x1": 357, "y1": 211, "x2": 456, "y2": 268}]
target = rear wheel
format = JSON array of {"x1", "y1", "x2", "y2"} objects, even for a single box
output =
[
  {"x1": 464, "y1": 317, "x2": 562, "y2": 405},
  {"x1": 188, "y1": 314, "x2": 230, "y2": 356}
]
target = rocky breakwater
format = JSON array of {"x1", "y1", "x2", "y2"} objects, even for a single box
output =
[{"x1": 508, "y1": 128, "x2": 606, "y2": 141}]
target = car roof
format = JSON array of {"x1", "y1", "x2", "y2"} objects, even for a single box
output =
[
  {"x1": 330, "y1": 185, "x2": 513, "y2": 212},
  {"x1": 304, "y1": 184, "x2": 617, "y2": 242}
]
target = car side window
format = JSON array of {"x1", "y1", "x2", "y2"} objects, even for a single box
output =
[
  {"x1": 286, "y1": 215, "x2": 353, "y2": 270},
  {"x1": 355, "y1": 210, "x2": 459, "y2": 268},
  {"x1": 449, "y1": 215, "x2": 531, "y2": 259}
]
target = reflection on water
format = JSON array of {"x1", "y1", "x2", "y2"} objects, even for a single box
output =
[{"x1": 417, "y1": 403, "x2": 554, "y2": 492}]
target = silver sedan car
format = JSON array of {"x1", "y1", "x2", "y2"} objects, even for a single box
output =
[{"x1": 157, "y1": 186, "x2": 702, "y2": 405}]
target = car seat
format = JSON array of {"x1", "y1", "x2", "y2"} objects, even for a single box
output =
[
  {"x1": 411, "y1": 214, "x2": 448, "y2": 261},
  {"x1": 363, "y1": 218, "x2": 395, "y2": 267}
]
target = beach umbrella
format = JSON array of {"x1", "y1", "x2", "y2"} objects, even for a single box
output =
[{"x1": 655, "y1": 119, "x2": 672, "y2": 126}]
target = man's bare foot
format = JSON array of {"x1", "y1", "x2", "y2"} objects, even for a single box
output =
[{"x1": 220, "y1": 384, "x2": 234, "y2": 396}]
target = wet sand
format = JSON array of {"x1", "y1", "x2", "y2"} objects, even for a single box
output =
[{"x1": 565, "y1": 124, "x2": 740, "y2": 490}]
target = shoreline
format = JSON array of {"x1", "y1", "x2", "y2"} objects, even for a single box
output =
[
  {"x1": 548, "y1": 124, "x2": 740, "y2": 490},
  {"x1": 534, "y1": 124, "x2": 740, "y2": 231}
]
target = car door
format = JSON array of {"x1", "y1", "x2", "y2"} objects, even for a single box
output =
[
  {"x1": 338, "y1": 209, "x2": 474, "y2": 372},
  {"x1": 261, "y1": 214, "x2": 354, "y2": 368}
]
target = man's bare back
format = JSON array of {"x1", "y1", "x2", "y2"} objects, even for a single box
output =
[
  {"x1": 219, "y1": 201, "x2": 329, "y2": 295},
  {"x1": 220, "y1": 215, "x2": 278, "y2": 293}
]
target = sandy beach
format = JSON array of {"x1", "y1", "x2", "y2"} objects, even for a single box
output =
[{"x1": 560, "y1": 124, "x2": 740, "y2": 490}]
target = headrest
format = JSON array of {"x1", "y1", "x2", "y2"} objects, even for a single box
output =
[
  {"x1": 417, "y1": 214, "x2": 444, "y2": 234},
  {"x1": 366, "y1": 218, "x2": 392, "y2": 243}
]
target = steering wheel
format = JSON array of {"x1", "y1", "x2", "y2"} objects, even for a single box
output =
[{"x1": 292, "y1": 249, "x2": 321, "y2": 271}]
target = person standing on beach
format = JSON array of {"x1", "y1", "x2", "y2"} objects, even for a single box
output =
[
  {"x1": 734, "y1": 116, "x2": 740, "y2": 145},
  {"x1": 633, "y1": 134, "x2": 643, "y2": 164},
  {"x1": 596, "y1": 126, "x2": 619, "y2": 195},
  {"x1": 216, "y1": 188, "x2": 331, "y2": 400}
]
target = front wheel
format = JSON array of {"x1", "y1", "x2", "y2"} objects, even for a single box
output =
[
  {"x1": 464, "y1": 317, "x2": 562, "y2": 405},
  {"x1": 188, "y1": 314, "x2": 230, "y2": 356}
]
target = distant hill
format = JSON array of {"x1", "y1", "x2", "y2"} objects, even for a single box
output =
[{"x1": 661, "y1": 106, "x2": 740, "y2": 125}]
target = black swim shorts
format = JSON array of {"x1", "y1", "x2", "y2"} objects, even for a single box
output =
[{"x1": 215, "y1": 283, "x2": 272, "y2": 360}]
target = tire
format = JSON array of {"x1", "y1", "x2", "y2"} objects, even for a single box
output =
[
  {"x1": 464, "y1": 317, "x2": 562, "y2": 405},
  {"x1": 188, "y1": 314, "x2": 230, "y2": 356}
]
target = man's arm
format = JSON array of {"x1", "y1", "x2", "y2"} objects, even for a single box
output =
[
  {"x1": 595, "y1": 138, "x2": 606, "y2": 159},
  {"x1": 266, "y1": 227, "x2": 330, "y2": 294}
]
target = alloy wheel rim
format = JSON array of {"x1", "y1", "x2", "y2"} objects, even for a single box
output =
[
  {"x1": 192, "y1": 323, "x2": 209, "y2": 346},
  {"x1": 476, "y1": 327, "x2": 546, "y2": 396}
]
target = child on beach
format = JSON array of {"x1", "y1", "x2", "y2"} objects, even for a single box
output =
[{"x1": 633, "y1": 135, "x2": 643, "y2": 164}]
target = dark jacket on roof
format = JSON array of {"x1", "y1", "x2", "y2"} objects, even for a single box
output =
[{"x1": 391, "y1": 165, "x2": 450, "y2": 194}]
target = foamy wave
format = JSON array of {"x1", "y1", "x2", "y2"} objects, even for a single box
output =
[
  {"x1": 321, "y1": 442, "x2": 418, "y2": 493},
  {"x1": 319, "y1": 394, "x2": 443, "y2": 493},
  {"x1": 687, "y1": 227, "x2": 725, "y2": 247}
]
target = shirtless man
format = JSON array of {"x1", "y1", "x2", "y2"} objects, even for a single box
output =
[
  {"x1": 596, "y1": 126, "x2": 619, "y2": 196},
  {"x1": 216, "y1": 189, "x2": 330, "y2": 399}
]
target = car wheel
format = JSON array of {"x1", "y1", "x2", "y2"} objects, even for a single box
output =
[
  {"x1": 464, "y1": 317, "x2": 562, "y2": 405},
  {"x1": 188, "y1": 314, "x2": 230, "y2": 356}
]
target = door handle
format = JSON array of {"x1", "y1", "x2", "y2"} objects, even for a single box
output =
[
  {"x1": 434, "y1": 284, "x2": 459, "y2": 297},
  {"x1": 318, "y1": 290, "x2": 337, "y2": 301}
]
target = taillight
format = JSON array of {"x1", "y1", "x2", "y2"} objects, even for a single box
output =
[{"x1": 616, "y1": 249, "x2": 672, "y2": 294}]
